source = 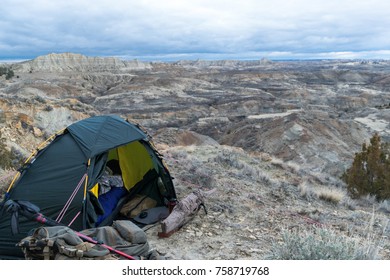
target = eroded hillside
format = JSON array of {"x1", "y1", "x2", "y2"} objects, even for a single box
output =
[
  {"x1": 3, "y1": 54, "x2": 390, "y2": 175},
  {"x1": 1, "y1": 53, "x2": 390, "y2": 259}
]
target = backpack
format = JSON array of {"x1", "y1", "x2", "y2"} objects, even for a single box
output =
[{"x1": 17, "y1": 220, "x2": 152, "y2": 260}]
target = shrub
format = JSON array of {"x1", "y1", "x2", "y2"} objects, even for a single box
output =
[
  {"x1": 342, "y1": 133, "x2": 390, "y2": 201},
  {"x1": 317, "y1": 187, "x2": 345, "y2": 204},
  {"x1": 266, "y1": 227, "x2": 378, "y2": 260},
  {"x1": 298, "y1": 181, "x2": 318, "y2": 201},
  {"x1": 378, "y1": 200, "x2": 390, "y2": 213},
  {"x1": 0, "y1": 66, "x2": 14, "y2": 80},
  {"x1": 298, "y1": 182, "x2": 345, "y2": 204},
  {"x1": 0, "y1": 130, "x2": 15, "y2": 169}
]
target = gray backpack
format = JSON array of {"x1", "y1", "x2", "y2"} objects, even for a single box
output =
[{"x1": 18, "y1": 220, "x2": 152, "y2": 260}]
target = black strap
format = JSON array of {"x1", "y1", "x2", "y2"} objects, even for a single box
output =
[
  {"x1": 3, "y1": 200, "x2": 41, "y2": 235},
  {"x1": 4, "y1": 200, "x2": 21, "y2": 234}
]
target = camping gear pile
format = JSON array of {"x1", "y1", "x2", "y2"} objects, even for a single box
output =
[
  {"x1": 18, "y1": 221, "x2": 153, "y2": 260},
  {"x1": 0, "y1": 115, "x2": 177, "y2": 260}
]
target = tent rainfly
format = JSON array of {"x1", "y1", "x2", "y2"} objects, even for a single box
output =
[{"x1": 0, "y1": 115, "x2": 176, "y2": 259}]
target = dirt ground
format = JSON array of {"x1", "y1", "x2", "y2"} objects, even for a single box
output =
[{"x1": 145, "y1": 144, "x2": 390, "y2": 260}]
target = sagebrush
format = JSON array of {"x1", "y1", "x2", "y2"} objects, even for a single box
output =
[{"x1": 266, "y1": 227, "x2": 378, "y2": 260}]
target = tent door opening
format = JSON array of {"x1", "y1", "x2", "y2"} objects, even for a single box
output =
[{"x1": 91, "y1": 141, "x2": 170, "y2": 227}]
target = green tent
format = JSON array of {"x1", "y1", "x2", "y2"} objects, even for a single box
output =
[{"x1": 0, "y1": 115, "x2": 176, "y2": 259}]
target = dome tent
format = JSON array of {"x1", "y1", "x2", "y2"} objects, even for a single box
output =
[{"x1": 0, "y1": 115, "x2": 176, "y2": 259}]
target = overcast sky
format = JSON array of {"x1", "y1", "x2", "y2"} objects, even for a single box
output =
[{"x1": 1, "y1": 0, "x2": 390, "y2": 61}]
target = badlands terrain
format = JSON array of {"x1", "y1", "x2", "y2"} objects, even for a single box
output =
[{"x1": 1, "y1": 53, "x2": 390, "y2": 259}]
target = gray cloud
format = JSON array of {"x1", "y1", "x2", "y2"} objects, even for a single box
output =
[{"x1": 1, "y1": 0, "x2": 390, "y2": 60}]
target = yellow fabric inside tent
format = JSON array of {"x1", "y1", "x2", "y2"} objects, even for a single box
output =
[
  {"x1": 90, "y1": 141, "x2": 154, "y2": 197},
  {"x1": 113, "y1": 141, "x2": 153, "y2": 191}
]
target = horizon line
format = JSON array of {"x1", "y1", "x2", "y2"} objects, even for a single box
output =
[{"x1": 1, "y1": 51, "x2": 390, "y2": 63}]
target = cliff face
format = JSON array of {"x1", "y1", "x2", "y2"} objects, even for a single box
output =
[{"x1": 13, "y1": 52, "x2": 152, "y2": 72}]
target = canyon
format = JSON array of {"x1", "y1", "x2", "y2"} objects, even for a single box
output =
[{"x1": 1, "y1": 53, "x2": 390, "y2": 259}]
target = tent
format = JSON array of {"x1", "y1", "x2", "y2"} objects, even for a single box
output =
[{"x1": 0, "y1": 115, "x2": 176, "y2": 259}]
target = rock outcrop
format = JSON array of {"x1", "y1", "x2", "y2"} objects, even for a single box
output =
[{"x1": 13, "y1": 52, "x2": 152, "y2": 73}]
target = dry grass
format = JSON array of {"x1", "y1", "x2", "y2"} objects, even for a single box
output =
[
  {"x1": 213, "y1": 147, "x2": 281, "y2": 187},
  {"x1": 0, "y1": 168, "x2": 17, "y2": 198},
  {"x1": 266, "y1": 226, "x2": 380, "y2": 260},
  {"x1": 115, "y1": 145, "x2": 390, "y2": 259},
  {"x1": 297, "y1": 180, "x2": 347, "y2": 205},
  {"x1": 297, "y1": 181, "x2": 318, "y2": 201},
  {"x1": 317, "y1": 186, "x2": 346, "y2": 204}
]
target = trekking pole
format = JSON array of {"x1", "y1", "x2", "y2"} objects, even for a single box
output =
[{"x1": 4, "y1": 200, "x2": 136, "y2": 260}]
